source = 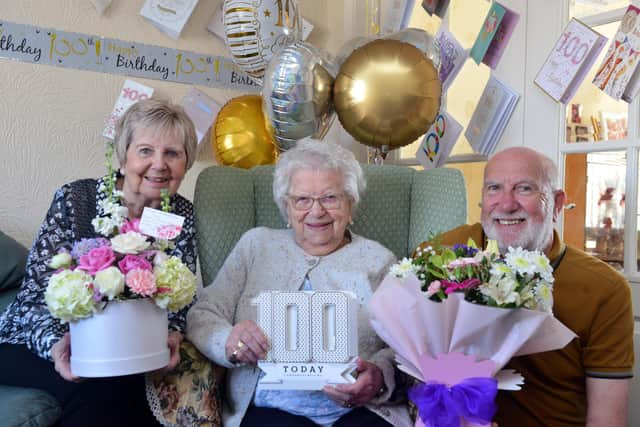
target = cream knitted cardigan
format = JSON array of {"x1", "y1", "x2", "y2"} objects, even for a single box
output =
[{"x1": 187, "y1": 227, "x2": 412, "y2": 427}]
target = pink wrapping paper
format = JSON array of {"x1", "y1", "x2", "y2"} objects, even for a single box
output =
[{"x1": 369, "y1": 272, "x2": 576, "y2": 427}]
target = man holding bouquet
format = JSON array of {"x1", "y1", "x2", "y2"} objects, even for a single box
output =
[{"x1": 419, "y1": 147, "x2": 633, "y2": 426}]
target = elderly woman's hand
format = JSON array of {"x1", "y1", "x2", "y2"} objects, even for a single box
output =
[
  {"x1": 225, "y1": 320, "x2": 269, "y2": 364},
  {"x1": 156, "y1": 331, "x2": 184, "y2": 374},
  {"x1": 51, "y1": 333, "x2": 82, "y2": 382},
  {"x1": 323, "y1": 358, "x2": 385, "y2": 408}
]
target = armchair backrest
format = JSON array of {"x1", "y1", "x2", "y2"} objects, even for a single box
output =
[{"x1": 194, "y1": 164, "x2": 467, "y2": 286}]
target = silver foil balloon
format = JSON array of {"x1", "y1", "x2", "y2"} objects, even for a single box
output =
[{"x1": 262, "y1": 41, "x2": 338, "y2": 151}]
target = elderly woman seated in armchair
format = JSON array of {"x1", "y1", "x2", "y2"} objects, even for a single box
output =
[{"x1": 187, "y1": 139, "x2": 412, "y2": 427}]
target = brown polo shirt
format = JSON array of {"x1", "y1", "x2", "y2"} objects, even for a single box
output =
[{"x1": 420, "y1": 223, "x2": 634, "y2": 426}]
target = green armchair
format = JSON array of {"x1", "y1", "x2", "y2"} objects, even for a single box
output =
[{"x1": 194, "y1": 164, "x2": 467, "y2": 286}]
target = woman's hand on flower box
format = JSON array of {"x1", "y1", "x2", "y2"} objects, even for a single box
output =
[
  {"x1": 225, "y1": 320, "x2": 269, "y2": 364},
  {"x1": 51, "y1": 333, "x2": 82, "y2": 382},
  {"x1": 157, "y1": 331, "x2": 184, "y2": 373},
  {"x1": 323, "y1": 358, "x2": 385, "y2": 408}
]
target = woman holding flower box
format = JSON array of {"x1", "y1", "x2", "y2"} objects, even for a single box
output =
[{"x1": 0, "y1": 98, "x2": 204, "y2": 426}]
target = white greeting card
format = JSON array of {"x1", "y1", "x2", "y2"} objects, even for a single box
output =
[
  {"x1": 535, "y1": 18, "x2": 607, "y2": 104},
  {"x1": 416, "y1": 111, "x2": 463, "y2": 169},
  {"x1": 102, "y1": 80, "x2": 154, "y2": 140},
  {"x1": 182, "y1": 87, "x2": 220, "y2": 144},
  {"x1": 253, "y1": 291, "x2": 358, "y2": 390},
  {"x1": 465, "y1": 75, "x2": 519, "y2": 156},
  {"x1": 139, "y1": 207, "x2": 185, "y2": 240},
  {"x1": 140, "y1": 0, "x2": 199, "y2": 40}
]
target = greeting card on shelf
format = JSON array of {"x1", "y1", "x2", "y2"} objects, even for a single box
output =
[
  {"x1": 435, "y1": 27, "x2": 467, "y2": 91},
  {"x1": 102, "y1": 80, "x2": 154, "y2": 140},
  {"x1": 415, "y1": 111, "x2": 463, "y2": 170},
  {"x1": 470, "y1": 2, "x2": 519, "y2": 69},
  {"x1": 421, "y1": 0, "x2": 451, "y2": 18},
  {"x1": 140, "y1": 0, "x2": 199, "y2": 40},
  {"x1": 593, "y1": 5, "x2": 640, "y2": 102},
  {"x1": 465, "y1": 75, "x2": 519, "y2": 156},
  {"x1": 535, "y1": 19, "x2": 607, "y2": 104},
  {"x1": 253, "y1": 291, "x2": 358, "y2": 390}
]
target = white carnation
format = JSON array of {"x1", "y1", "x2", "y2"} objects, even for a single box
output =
[
  {"x1": 94, "y1": 266, "x2": 125, "y2": 299},
  {"x1": 110, "y1": 231, "x2": 150, "y2": 254}
]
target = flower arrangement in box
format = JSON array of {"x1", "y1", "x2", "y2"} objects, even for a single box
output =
[
  {"x1": 42, "y1": 141, "x2": 197, "y2": 377},
  {"x1": 370, "y1": 239, "x2": 575, "y2": 427},
  {"x1": 44, "y1": 143, "x2": 196, "y2": 322}
]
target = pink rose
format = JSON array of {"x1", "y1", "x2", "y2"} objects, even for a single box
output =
[
  {"x1": 120, "y1": 218, "x2": 141, "y2": 234},
  {"x1": 118, "y1": 254, "x2": 152, "y2": 275},
  {"x1": 77, "y1": 246, "x2": 115, "y2": 275},
  {"x1": 126, "y1": 269, "x2": 157, "y2": 296}
]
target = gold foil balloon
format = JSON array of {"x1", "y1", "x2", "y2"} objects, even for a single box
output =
[
  {"x1": 213, "y1": 95, "x2": 278, "y2": 168},
  {"x1": 223, "y1": 0, "x2": 302, "y2": 80},
  {"x1": 262, "y1": 41, "x2": 338, "y2": 151},
  {"x1": 334, "y1": 39, "x2": 442, "y2": 149}
]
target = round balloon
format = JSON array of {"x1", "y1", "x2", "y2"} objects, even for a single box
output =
[
  {"x1": 223, "y1": 0, "x2": 302, "y2": 80},
  {"x1": 213, "y1": 95, "x2": 278, "y2": 168},
  {"x1": 385, "y1": 28, "x2": 440, "y2": 69},
  {"x1": 333, "y1": 39, "x2": 442, "y2": 149},
  {"x1": 262, "y1": 41, "x2": 338, "y2": 151}
]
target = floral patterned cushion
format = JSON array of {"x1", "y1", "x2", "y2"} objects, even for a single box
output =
[{"x1": 146, "y1": 340, "x2": 223, "y2": 427}]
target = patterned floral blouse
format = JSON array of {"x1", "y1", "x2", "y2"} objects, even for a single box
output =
[{"x1": 0, "y1": 175, "x2": 197, "y2": 360}]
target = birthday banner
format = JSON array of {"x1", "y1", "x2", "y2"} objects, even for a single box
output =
[{"x1": 0, "y1": 20, "x2": 260, "y2": 92}]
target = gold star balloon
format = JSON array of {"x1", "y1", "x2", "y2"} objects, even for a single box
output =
[
  {"x1": 213, "y1": 95, "x2": 278, "y2": 169},
  {"x1": 333, "y1": 39, "x2": 442, "y2": 149}
]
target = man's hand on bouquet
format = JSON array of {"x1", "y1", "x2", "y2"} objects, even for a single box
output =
[
  {"x1": 225, "y1": 320, "x2": 269, "y2": 364},
  {"x1": 323, "y1": 358, "x2": 385, "y2": 408},
  {"x1": 51, "y1": 333, "x2": 82, "y2": 382},
  {"x1": 157, "y1": 331, "x2": 184, "y2": 374}
]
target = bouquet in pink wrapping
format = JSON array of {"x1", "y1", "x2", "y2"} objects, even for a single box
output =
[{"x1": 369, "y1": 240, "x2": 576, "y2": 427}]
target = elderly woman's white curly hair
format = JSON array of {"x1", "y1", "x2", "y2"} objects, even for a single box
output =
[{"x1": 273, "y1": 138, "x2": 366, "y2": 220}]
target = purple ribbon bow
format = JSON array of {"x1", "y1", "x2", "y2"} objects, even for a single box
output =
[{"x1": 408, "y1": 377, "x2": 498, "y2": 427}]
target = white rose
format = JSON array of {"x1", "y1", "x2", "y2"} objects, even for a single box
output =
[
  {"x1": 110, "y1": 231, "x2": 150, "y2": 254},
  {"x1": 49, "y1": 252, "x2": 73, "y2": 269},
  {"x1": 94, "y1": 266, "x2": 125, "y2": 300}
]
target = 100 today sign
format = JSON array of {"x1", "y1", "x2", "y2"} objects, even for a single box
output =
[{"x1": 252, "y1": 291, "x2": 358, "y2": 390}]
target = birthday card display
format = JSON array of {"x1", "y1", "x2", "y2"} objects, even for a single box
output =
[
  {"x1": 470, "y1": 1, "x2": 519, "y2": 69},
  {"x1": 140, "y1": 0, "x2": 199, "y2": 40},
  {"x1": 465, "y1": 75, "x2": 519, "y2": 156},
  {"x1": 253, "y1": 291, "x2": 358, "y2": 390},
  {"x1": 434, "y1": 27, "x2": 467, "y2": 91},
  {"x1": 535, "y1": 19, "x2": 607, "y2": 104},
  {"x1": 421, "y1": 0, "x2": 451, "y2": 19},
  {"x1": 103, "y1": 80, "x2": 154, "y2": 140},
  {"x1": 593, "y1": 5, "x2": 640, "y2": 102},
  {"x1": 415, "y1": 111, "x2": 463, "y2": 169}
]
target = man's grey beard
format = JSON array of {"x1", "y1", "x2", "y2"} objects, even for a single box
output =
[{"x1": 482, "y1": 215, "x2": 554, "y2": 254}]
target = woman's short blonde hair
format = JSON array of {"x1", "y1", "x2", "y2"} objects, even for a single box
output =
[
  {"x1": 273, "y1": 138, "x2": 366, "y2": 220},
  {"x1": 114, "y1": 98, "x2": 198, "y2": 169}
]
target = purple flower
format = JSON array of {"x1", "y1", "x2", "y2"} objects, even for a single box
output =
[
  {"x1": 71, "y1": 238, "x2": 110, "y2": 261},
  {"x1": 453, "y1": 244, "x2": 479, "y2": 258}
]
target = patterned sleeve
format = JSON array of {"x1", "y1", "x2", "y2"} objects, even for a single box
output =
[
  {"x1": 14, "y1": 187, "x2": 75, "y2": 359},
  {"x1": 167, "y1": 196, "x2": 197, "y2": 333}
]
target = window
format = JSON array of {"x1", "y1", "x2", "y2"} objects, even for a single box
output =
[
  {"x1": 388, "y1": 0, "x2": 493, "y2": 224},
  {"x1": 561, "y1": 3, "x2": 640, "y2": 283}
]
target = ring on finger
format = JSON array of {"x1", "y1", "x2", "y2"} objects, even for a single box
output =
[{"x1": 237, "y1": 340, "x2": 245, "y2": 349}]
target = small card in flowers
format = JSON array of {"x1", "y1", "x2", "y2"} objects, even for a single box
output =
[{"x1": 139, "y1": 207, "x2": 185, "y2": 240}]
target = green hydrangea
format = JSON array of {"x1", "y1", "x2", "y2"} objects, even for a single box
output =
[
  {"x1": 45, "y1": 270, "x2": 97, "y2": 323},
  {"x1": 153, "y1": 256, "x2": 196, "y2": 312}
]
